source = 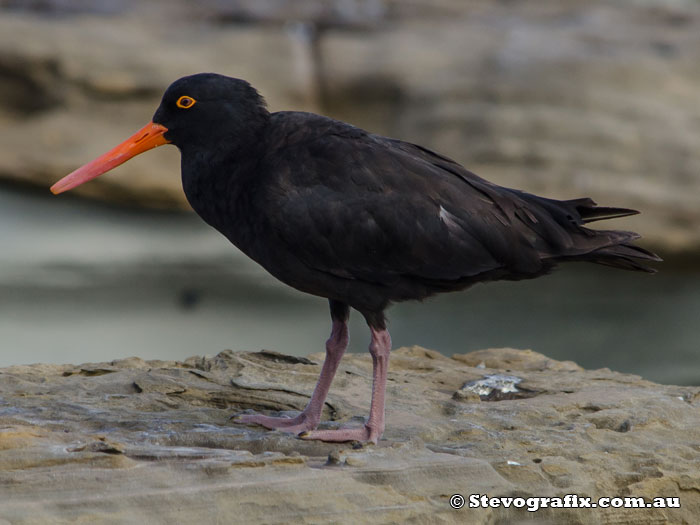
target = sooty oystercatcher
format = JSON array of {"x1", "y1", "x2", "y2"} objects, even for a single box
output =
[{"x1": 51, "y1": 73, "x2": 660, "y2": 443}]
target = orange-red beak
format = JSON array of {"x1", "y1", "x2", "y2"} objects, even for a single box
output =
[{"x1": 50, "y1": 122, "x2": 170, "y2": 195}]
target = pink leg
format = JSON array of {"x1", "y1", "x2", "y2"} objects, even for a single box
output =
[
  {"x1": 233, "y1": 316, "x2": 349, "y2": 434},
  {"x1": 300, "y1": 326, "x2": 391, "y2": 444}
]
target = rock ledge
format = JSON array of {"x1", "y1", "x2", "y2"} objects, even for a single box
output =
[{"x1": 0, "y1": 347, "x2": 698, "y2": 523}]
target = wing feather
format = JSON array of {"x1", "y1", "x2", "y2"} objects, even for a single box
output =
[{"x1": 262, "y1": 118, "x2": 545, "y2": 284}]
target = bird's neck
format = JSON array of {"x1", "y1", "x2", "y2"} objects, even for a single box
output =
[{"x1": 179, "y1": 123, "x2": 268, "y2": 239}]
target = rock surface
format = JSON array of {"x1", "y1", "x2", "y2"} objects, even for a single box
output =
[
  {"x1": 0, "y1": 346, "x2": 698, "y2": 523},
  {"x1": 1, "y1": 1, "x2": 700, "y2": 253}
]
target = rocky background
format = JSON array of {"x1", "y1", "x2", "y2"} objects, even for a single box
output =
[
  {"x1": 1, "y1": 347, "x2": 698, "y2": 523},
  {"x1": 1, "y1": 0, "x2": 699, "y2": 254}
]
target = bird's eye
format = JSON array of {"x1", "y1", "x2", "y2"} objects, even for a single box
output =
[{"x1": 176, "y1": 96, "x2": 196, "y2": 109}]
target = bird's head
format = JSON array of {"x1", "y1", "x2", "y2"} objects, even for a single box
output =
[{"x1": 50, "y1": 73, "x2": 268, "y2": 195}]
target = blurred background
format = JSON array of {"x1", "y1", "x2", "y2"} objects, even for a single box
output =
[{"x1": 0, "y1": 0, "x2": 698, "y2": 384}]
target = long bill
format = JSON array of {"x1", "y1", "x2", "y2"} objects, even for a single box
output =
[{"x1": 50, "y1": 122, "x2": 170, "y2": 195}]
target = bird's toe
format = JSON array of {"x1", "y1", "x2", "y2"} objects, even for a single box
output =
[
  {"x1": 232, "y1": 412, "x2": 318, "y2": 433},
  {"x1": 297, "y1": 425, "x2": 379, "y2": 444}
]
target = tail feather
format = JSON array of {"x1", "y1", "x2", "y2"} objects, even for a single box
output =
[
  {"x1": 564, "y1": 197, "x2": 640, "y2": 224},
  {"x1": 499, "y1": 190, "x2": 661, "y2": 274},
  {"x1": 530, "y1": 197, "x2": 663, "y2": 273},
  {"x1": 596, "y1": 242, "x2": 662, "y2": 262},
  {"x1": 556, "y1": 245, "x2": 662, "y2": 273},
  {"x1": 580, "y1": 242, "x2": 662, "y2": 273}
]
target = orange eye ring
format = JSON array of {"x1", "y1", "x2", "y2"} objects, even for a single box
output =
[{"x1": 176, "y1": 96, "x2": 196, "y2": 109}]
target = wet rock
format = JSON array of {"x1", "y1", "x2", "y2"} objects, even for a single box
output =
[
  {"x1": 456, "y1": 373, "x2": 541, "y2": 401},
  {"x1": 0, "y1": 346, "x2": 698, "y2": 523}
]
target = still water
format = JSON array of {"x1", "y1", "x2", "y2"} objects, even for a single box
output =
[{"x1": 1, "y1": 185, "x2": 698, "y2": 385}]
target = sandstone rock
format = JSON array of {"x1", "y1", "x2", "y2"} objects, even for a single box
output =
[{"x1": 0, "y1": 347, "x2": 698, "y2": 523}]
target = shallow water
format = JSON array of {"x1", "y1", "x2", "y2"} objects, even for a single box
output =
[{"x1": 1, "y1": 185, "x2": 698, "y2": 385}]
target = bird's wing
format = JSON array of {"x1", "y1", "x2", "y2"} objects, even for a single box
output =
[{"x1": 261, "y1": 122, "x2": 589, "y2": 285}]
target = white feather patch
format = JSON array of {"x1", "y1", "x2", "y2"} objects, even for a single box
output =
[{"x1": 439, "y1": 205, "x2": 461, "y2": 233}]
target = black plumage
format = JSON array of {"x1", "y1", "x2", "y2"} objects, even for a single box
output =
[
  {"x1": 160, "y1": 75, "x2": 658, "y2": 327},
  {"x1": 52, "y1": 73, "x2": 661, "y2": 443}
]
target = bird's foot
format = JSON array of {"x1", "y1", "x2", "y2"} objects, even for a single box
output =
[
  {"x1": 232, "y1": 412, "x2": 318, "y2": 434},
  {"x1": 299, "y1": 424, "x2": 382, "y2": 444}
]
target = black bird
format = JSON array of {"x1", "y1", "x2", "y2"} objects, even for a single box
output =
[{"x1": 51, "y1": 73, "x2": 660, "y2": 443}]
